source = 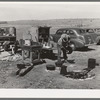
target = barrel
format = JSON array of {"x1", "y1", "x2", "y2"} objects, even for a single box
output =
[{"x1": 88, "y1": 58, "x2": 96, "y2": 69}]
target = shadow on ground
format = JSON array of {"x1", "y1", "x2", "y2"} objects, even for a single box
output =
[
  {"x1": 76, "y1": 47, "x2": 95, "y2": 52},
  {"x1": 67, "y1": 59, "x2": 75, "y2": 64},
  {"x1": 41, "y1": 53, "x2": 57, "y2": 60}
]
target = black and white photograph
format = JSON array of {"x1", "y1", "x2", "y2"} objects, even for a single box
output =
[{"x1": 1, "y1": 2, "x2": 100, "y2": 94}]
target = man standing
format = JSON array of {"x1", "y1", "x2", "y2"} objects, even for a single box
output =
[{"x1": 57, "y1": 34, "x2": 70, "y2": 62}]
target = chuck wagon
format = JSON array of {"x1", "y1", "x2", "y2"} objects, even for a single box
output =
[
  {"x1": 23, "y1": 26, "x2": 52, "y2": 48},
  {"x1": 21, "y1": 26, "x2": 54, "y2": 61}
]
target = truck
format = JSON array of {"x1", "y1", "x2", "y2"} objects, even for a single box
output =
[{"x1": 0, "y1": 27, "x2": 19, "y2": 52}]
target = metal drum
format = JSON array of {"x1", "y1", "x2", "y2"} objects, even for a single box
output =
[{"x1": 88, "y1": 58, "x2": 96, "y2": 69}]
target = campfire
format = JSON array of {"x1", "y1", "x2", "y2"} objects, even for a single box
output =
[
  {"x1": 60, "y1": 58, "x2": 97, "y2": 80},
  {"x1": 65, "y1": 68, "x2": 95, "y2": 80}
]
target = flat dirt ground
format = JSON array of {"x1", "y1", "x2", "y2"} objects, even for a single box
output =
[{"x1": 0, "y1": 44, "x2": 100, "y2": 89}]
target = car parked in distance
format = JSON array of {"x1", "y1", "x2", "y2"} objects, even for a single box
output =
[
  {"x1": 94, "y1": 28, "x2": 100, "y2": 34},
  {"x1": 50, "y1": 28, "x2": 100, "y2": 50},
  {"x1": 83, "y1": 28, "x2": 100, "y2": 45}
]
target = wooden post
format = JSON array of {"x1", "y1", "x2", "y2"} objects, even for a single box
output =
[
  {"x1": 30, "y1": 52, "x2": 33, "y2": 64},
  {"x1": 22, "y1": 50, "x2": 24, "y2": 61},
  {"x1": 38, "y1": 50, "x2": 40, "y2": 61}
]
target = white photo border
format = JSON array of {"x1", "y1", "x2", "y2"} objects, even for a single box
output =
[{"x1": 0, "y1": 1, "x2": 100, "y2": 98}]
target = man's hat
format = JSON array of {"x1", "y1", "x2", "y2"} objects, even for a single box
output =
[{"x1": 61, "y1": 34, "x2": 69, "y2": 42}]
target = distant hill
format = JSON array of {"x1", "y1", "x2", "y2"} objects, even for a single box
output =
[
  {"x1": 1, "y1": 18, "x2": 100, "y2": 40},
  {"x1": 7, "y1": 18, "x2": 100, "y2": 28},
  {"x1": 0, "y1": 21, "x2": 7, "y2": 24}
]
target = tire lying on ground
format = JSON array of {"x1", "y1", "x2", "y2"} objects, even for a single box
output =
[{"x1": 46, "y1": 64, "x2": 56, "y2": 71}]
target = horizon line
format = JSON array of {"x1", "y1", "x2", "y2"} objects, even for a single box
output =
[{"x1": 0, "y1": 18, "x2": 100, "y2": 22}]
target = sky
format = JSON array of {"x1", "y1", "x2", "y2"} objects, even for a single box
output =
[{"x1": 0, "y1": 2, "x2": 100, "y2": 21}]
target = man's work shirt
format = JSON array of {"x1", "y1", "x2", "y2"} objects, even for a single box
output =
[{"x1": 57, "y1": 34, "x2": 70, "y2": 48}]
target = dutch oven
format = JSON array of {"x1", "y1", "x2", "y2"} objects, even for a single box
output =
[{"x1": 46, "y1": 64, "x2": 56, "y2": 71}]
